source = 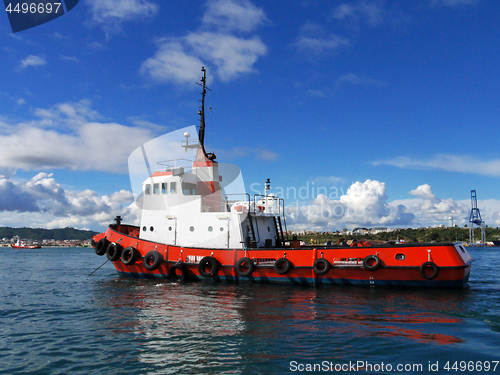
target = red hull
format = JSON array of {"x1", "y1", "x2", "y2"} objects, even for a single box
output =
[
  {"x1": 93, "y1": 224, "x2": 473, "y2": 288},
  {"x1": 12, "y1": 244, "x2": 41, "y2": 249}
]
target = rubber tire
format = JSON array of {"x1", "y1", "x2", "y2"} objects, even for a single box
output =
[
  {"x1": 313, "y1": 258, "x2": 331, "y2": 276},
  {"x1": 143, "y1": 251, "x2": 163, "y2": 271},
  {"x1": 169, "y1": 263, "x2": 188, "y2": 281},
  {"x1": 91, "y1": 238, "x2": 97, "y2": 248},
  {"x1": 121, "y1": 246, "x2": 138, "y2": 266},
  {"x1": 363, "y1": 255, "x2": 381, "y2": 271},
  {"x1": 420, "y1": 261, "x2": 439, "y2": 280},
  {"x1": 95, "y1": 238, "x2": 109, "y2": 256},
  {"x1": 198, "y1": 256, "x2": 219, "y2": 278},
  {"x1": 274, "y1": 258, "x2": 291, "y2": 275},
  {"x1": 235, "y1": 257, "x2": 254, "y2": 277},
  {"x1": 106, "y1": 242, "x2": 123, "y2": 261}
]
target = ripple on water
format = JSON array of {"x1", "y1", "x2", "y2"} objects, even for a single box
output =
[{"x1": 1, "y1": 247, "x2": 500, "y2": 374}]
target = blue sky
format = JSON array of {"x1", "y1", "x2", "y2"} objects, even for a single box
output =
[{"x1": 1, "y1": 0, "x2": 500, "y2": 232}]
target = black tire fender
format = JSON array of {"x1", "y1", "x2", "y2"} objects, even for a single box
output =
[
  {"x1": 313, "y1": 258, "x2": 331, "y2": 276},
  {"x1": 169, "y1": 263, "x2": 188, "y2": 281},
  {"x1": 121, "y1": 246, "x2": 138, "y2": 266},
  {"x1": 143, "y1": 251, "x2": 163, "y2": 271},
  {"x1": 274, "y1": 258, "x2": 291, "y2": 275},
  {"x1": 106, "y1": 242, "x2": 123, "y2": 262},
  {"x1": 95, "y1": 238, "x2": 109, "y2": 256},
  {"x1": 363, "y1": 255, "x2": 381, "y2": 271},
  {"x1": 420, "y1": 261, "x2": 439, "y2": 280},
  {"x1": 198, "y1": 256, "x2": 219, "y2": 278},
  {"x1": 235, "y1": 257, "x2": 254, "y2": 277}
]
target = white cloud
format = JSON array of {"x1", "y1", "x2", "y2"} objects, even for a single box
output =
[
  {"x1": 286, "y1": 179, "x2": 415, "y2": 230},
  {"x1": 293, "y1": 21, "x2": 348, "y2": 53},
  {"x1": 202, "y1": 0, "x2": 268, "y2": 32},
  {"x1": 60, "y1": 56, "x2": 80, "y2": 63},
  {"x1": 410, "y1": 184, "x2": 438, "y2": 202},
  {"x1": 336, "y1": 73, "x2": 385, "y2": 87},
  {"x1": 141, "y1": 0, "x2": 267, "y2": 85},
  {"x1": 306, "y1": 89, "x2": 326, "y2": 98},
  {"x1": 332, "y1": 1, "x2": 386, "y2": 26},
  {"x1": 391, "y1": 184, "x2": 469, "y2": 226},
  {"x1": 292, "y1": 22, "x2": 349, "y2": 56},
  {"x1": 372, "y1": 154, "x2": 500, "y2": 177},
  {"x1": 86, "y1": 0, "x2": 158, "y2": 23},
  {"x1": 0, "y1": 173, "x2": 138, "y2": 230},
  {"x1": 0, "y1": 100, "x2": 153, "y2": 173},
  {"x1": 140, "y1": 40, "x2": 205, "y2": 85},
  {"x1": 85, "y1": 0, "x2": 158, "y2": 36},
  {"x1": 19, "y1": 55, "x2": 46, "y2": 69},
  {"x1": 276, "y1": 178, "x2": 500, "y2": 231},
  {"x1": 294, "y1": 35, "x2": 350, "y2": 54},
  {"x1": 186, "y1": 32, "x2": 267, "y2": 81}
]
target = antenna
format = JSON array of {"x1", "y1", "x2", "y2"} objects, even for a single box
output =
[{"x1": 195, "y1": 66, "x2": 214, "y2": 160}]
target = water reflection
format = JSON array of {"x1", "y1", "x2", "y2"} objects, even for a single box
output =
[{"x1": 93, "y1": 277, "x2": 472, "y2": 373}]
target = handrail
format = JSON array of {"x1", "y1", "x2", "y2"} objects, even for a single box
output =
[
  {"x1": 156, "y1": 159, "x2": 193, "y2": 171},
  {"x1": 253, "y1": 194, "x2": 282, "y2": 215},
  {"x1": 155, "y1": 159, "x2": 213, "y2": 182},
  {"x1": 225, "y1": 193, "x2": 251, "y2": 207},
  {"x1": 280, "y1": 198, "x2": 288, "y2": 240}
]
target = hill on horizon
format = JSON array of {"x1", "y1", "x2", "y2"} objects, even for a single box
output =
[{"x1": 0, "y1": 227, "x2": 98, "y2": 241}]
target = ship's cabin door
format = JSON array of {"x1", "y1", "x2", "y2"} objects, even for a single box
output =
[{"x1": 165, "y1": 218, "x2": 177, "y2": 245}]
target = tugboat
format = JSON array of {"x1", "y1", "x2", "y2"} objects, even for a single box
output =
[
  {"x1": 11, "y1": 236, "x2": 41, "y2": 249},
  {"x1": 91, "y1": 67, "x2": 473, "y2": 287}
]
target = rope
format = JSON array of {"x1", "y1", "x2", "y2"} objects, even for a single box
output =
[{"x1": 88, "y1": 259, "x2": 110, "y2": 276}]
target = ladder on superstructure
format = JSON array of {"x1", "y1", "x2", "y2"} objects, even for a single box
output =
[
  {"x1": 273, "y1": 216, "x2": 285, "y2": 247},
  {"x1": 244, "y1": 215, "x2": 257, "y2": 248}
]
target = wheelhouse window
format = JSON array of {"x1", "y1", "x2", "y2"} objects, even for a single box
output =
[
  {"x1": 170, "y1": 182, "x2": 177, "y2": 193},
  {"x1": 161, "y1": 182, "x2": 168, "y2": 194},
  {"x1": 145, "y1": 184, "x2": 151, "y2": 195},
  {"x1": 153, "y1": 183, "x2": 160, "y2": 194},
  {"x1": 182, "y1": 182, "x2": 197, "y2": 195}
]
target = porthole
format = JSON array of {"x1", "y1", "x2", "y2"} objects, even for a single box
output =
[
  {"x1": 208, "y1": 226, "x2": 213, "y2": 232},
  {"x1": 168, "y1": 226, "x2": 172, "y2": 231},
  {"x1": 150, "y1": 226, "x2": 154, "y2": 232},
  {"x1": 190, "y1": 226, "x2": 195, "y2": 232},
  {"x1": 267, "y1": 227, "x2": 271, "y2": 232},
  {"x1": 142, "y1": 226, "x2": 147, "y2": 231},
  {"x1": 395, "y1": 254, "x2": 405, "y2": 261},
  {"x1": 220, "y1": 227, "x2": 224, "y2": 232}
]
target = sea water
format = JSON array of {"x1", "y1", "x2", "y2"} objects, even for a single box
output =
[{"x1": 1, "y1": 247, "x2": 499, "y2": 374}]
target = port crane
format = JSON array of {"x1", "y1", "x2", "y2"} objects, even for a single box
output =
[{"x1": 469, "y1": 190, "x2": 485, "y2": 245}]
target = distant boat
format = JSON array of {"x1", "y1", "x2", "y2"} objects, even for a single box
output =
[{"x1": 11, "y1": 236, "x2": 41, "y2": 249}]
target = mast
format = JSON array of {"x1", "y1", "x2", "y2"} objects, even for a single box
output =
[{"x1": 196, "y1": 66, "x2": 215, "y2": 160}]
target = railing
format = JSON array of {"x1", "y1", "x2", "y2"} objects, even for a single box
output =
[
  {"x1": 156, "y1": 159, "x2": 193, "y2": 172},
  {"x1": 155, "y1": 159, "x2": 213, "y2": 182},
  {"x1": 253, "y1": 194, "x2": 285, "y2": 216},
  {"x1": 225, "y1": 193, "x2": 251, "y2": 211}
]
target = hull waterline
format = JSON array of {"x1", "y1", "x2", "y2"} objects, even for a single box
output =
[{"x1": 92, "y1": 224, "x2": 472, "y2": 288}]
